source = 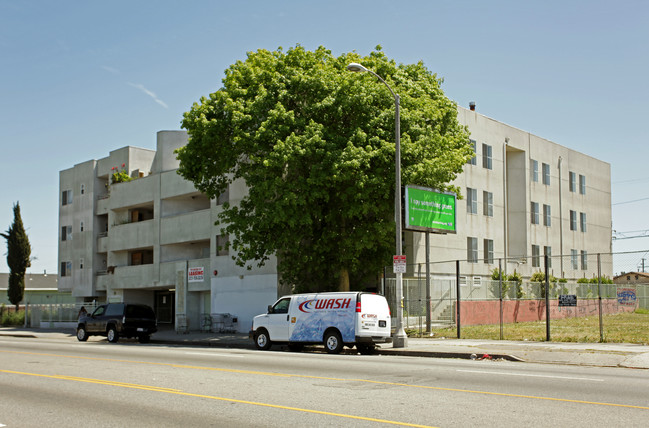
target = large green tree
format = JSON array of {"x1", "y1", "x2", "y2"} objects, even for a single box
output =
[
  {"x1": 177, "y1": 46, "x2": 472, "y2": 292},
  {"x1": 1, "y1": 202, "x2": 31, "y2": 309}
]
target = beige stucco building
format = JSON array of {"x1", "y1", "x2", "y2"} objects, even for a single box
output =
[
  {"x1": 58, "y1": 107, "x2": 612, "y2": 331},
  {"x1": 407, "y1": 106, "x2": 612, "y2": 282}
]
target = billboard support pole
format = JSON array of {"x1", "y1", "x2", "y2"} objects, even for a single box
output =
[{"x1": 425, "y1": 231, "x2": 431, "y2": 334}]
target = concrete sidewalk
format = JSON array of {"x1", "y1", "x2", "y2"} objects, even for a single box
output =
[{"x1": 2, "y1": 326, "x2": 648, "y2": 369}]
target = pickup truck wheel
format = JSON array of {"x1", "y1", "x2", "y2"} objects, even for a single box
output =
[
  {"x1": 254, "y1": 329, "x2": 272, "y2": 350},
  {"x1": 76, "y1": 326, "x2": 88, "y2": 342},
  {"x1": 107, "y1": 326, "x2": 119, "y2": 343},
  {"x1": 138, "y1": 335, "x2": 150, "y2": 344},
  {"x1": 324, "y1": 331, "x2": 343, "y2": 354}
]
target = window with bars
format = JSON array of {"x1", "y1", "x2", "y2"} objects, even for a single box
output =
[
  {"x1": 482, "y1": 144, "x2": 493, "y2": 170},
  {"x1": 467, "y1": 187, "x2": 478, "y2": 214},
  {"x1": 467, "y1": 237, "x2": 478, "y2": 263},
  {"x1": 483, "y1": 239, "x2": 494, "y2": 264},
  {"x1": 483, "y1": 191, "x2": 493, "y2": 217},
  {"x1": 542, "y1": 163, "x2": 550, "y2": 185},
  {"x1": 531, "y1": 202, "x2": 539, "y2": 225}
]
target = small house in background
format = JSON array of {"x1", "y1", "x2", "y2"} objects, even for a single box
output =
[
  {"x1": 0, "y1": 272, "x2": 73, "y2": 306},
  {"x1": 613, "y1": 271, "x2": 649, "y2": 285}
]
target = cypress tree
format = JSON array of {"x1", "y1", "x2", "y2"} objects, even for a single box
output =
[{"x1": 1, "y1": 202, "x2": 31, "y2": 310}]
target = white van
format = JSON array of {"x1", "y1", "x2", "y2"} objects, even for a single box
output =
[{"x1": 250, "y1": 292, "x2": 392, "y2": 354}]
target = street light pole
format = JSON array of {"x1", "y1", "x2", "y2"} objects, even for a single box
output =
[{"x1": 347, "y1": 62, "x2": 407, "y2": 348}]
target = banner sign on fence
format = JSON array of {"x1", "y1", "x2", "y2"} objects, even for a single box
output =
[
  {"x1": 617, "y1": 288, "x2": 637, "y2": 306},
  {"x1": 188, "y1": 267, "x2": 205, "y2": 283},
  {"x1": 558, "y1": 294, "x2": 577, "y2": 307}
]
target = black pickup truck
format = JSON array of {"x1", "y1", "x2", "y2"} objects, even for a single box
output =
[{"x1": 76, "y1": 303, "x2": 157, "y2": 343}]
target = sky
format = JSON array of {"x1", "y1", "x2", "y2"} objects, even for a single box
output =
[{"x1": 1, "y1": 0, "x2": 648, "y2": 275}]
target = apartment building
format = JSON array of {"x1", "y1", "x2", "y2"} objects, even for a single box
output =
[
  {"x1": 58, "y1": 109, "x2": 612, "y2": 331},
  {"x1": 58, "y1": 131, "x2": 278, "y2": 332},
  {"x1": 406, "y1": 106, "x2": 612, "y2": 280}
]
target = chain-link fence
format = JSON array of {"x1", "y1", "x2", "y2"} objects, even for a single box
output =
[{"x1": 384, "y1": 250, "x2": 649, "y2": 343}]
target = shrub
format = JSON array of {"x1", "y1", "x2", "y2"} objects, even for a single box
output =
[{"x1": 1, "y1": 309, "x2": 25, "y2": 326}]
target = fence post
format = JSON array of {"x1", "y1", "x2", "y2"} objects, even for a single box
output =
[
  {"x1": 597, "y1": 253, "x2": 603, "y2": 342},
  {"x1": 456, "y1": 260, "x2": 461, "y2": 339},
  {"x1": 425, "y1": 231, "x2": 431, "y2": 334},
  {"x1": 545, "y1": 254, "x2": 550, "y2": 341},
  {"x1": 418, "y1": 263, "x2": 422, "y2": 336},
  {"x1": 499, "y1": 258, "x2": 503, "y2": 340},
  {"x1": 382, "y1": 266, "x2": 386, "y2": 296}
]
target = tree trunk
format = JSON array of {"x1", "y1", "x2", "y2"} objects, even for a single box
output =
[{"x1": 339, "y1": 268, "x2": 350, "y2": 292}]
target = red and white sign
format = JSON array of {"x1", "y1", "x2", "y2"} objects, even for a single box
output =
[
  {"x1": 393, "y1": 255, "x2": 406, "y2": 273},
  {"x1": 188, "y1": 267, "x2": 204, "y2": 283}
]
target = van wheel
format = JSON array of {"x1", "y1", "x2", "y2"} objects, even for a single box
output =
[
  {"x1": 357, "y1": 344, "x2": 375, "y2": 355},
  {"x1": 254, "y1": 329, "x2": 272, "y2": 350},
  {"x1": 324, "y1": 331, "x2": 343, "y2": 354},
  {"x1": 107, "y1": 326, "x2": 119, "y2": 343},
  {"x1": 138, "y1": 335, "x2": 150, "y2": 344}
]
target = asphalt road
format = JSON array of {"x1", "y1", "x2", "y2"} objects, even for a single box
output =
[{"x1": 1, "y1": 336, "x2": 648, "y2": 427}]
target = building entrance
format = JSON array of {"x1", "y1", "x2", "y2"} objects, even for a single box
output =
[{"x1": 155, "y1": 291, "x2": 175, "y2": 324}]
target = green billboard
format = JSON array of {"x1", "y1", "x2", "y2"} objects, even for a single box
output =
[{"x1": 404, "y1": 185, "x2": 457, "y2": 233}]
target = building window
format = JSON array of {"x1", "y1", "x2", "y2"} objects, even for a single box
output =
[
  {"x1": 543, "y1": 204, "x2": 551, "y2": 227},
  {"x1": 531, "y1": 160, "x2": 539, "y2": 183},
  {"x1": 216, "y1": 234, "x2": 229, "y2": 256},
  {"x1": 468, "y1": 140, "x2": 477, "y2": 165},
  {"x1": 483, "y1": 239, "x2": 494, "y2": 264},
  {"x1": 482, "y1": 144, "x2": 492, "y2": 170},
  {"x1": 542, "y1": 163, "x2": 550, "y2": 186},
  {"x1": 60, "y1": 261, "x2": 72, "y2": 277},
  {"x1": 473, "y1": 276, "x2": 482, "y2": 287},
  {"x1": 532, "y1": 245, "x2": 540, "y2": 268},
  {"x1": 531, "y1": 202, "x2": 539, "y2": 225},
  {"x1": 80, "y1": 221, "x2": 84, "y2": 232},
  {"x1": 61, "y1": 225, "x2": 72, "y2": 241},
  {"x1": 570, "y1": 210, "x2": 577, "y2": 231},
  {"x1": 80, "y1": 183, "x2": 85, "y2": 195},
  {"x1": 467, "y1": 237, "x2": 478, "y2": 263},
  {"x1": 581, "y1": 251, "x2": 588, "y2": 270},
  {"x1": 580, "y1": 212, "x2": 587, "y2": 232},
  {"x1": 569, "y1": 172, "x2": 576, "y2": 192},
  {"x1": 483, "y1": 191, "x2": 493, "y2": 217},
  {"x1": 62, "y1": 189, "x2": 73, "y2": 206},
  {"x1": 217, "y1": 186, "x2": 230, "y2": 205},
  {"x1": 544, "y1": 246, "x2": 552, "y2": 268},
  {"x1": 579, "y1": 175, "x2": 586, "y2": 195},
  {"x1": 571, "y1": 249, "x2": 578, "y2": 270},
  {"x1": 467, "y1": 187, "x2": 478, "y2": 214}
]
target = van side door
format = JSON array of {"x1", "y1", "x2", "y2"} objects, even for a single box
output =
[{"x1": 266, "y1": 297, "x2": 291, "y2": 342}]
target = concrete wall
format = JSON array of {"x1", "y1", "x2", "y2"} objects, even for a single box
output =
[{"x1": 211, "y1": 274, "x2": 278, "y2": 333}]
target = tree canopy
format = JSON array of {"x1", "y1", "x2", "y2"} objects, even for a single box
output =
[
  {"x1": 176, "y1": 46, "x2": 472, "y2": 292},
  {"x1": 1, "y1": 202, "x2": 31, "y2": 308}
]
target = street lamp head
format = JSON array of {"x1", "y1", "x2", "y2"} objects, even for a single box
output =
[{"x1": 346, "y1": 63, "x2": 368, "y2": 73}]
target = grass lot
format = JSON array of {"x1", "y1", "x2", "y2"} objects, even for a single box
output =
[{"x1": 409, "y1": 310, "x2": 649, "y2": 345}]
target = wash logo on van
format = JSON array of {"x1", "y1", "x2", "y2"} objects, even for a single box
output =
[{"x1": 298, "y1": 298, "x2": 352, "y2": 313}]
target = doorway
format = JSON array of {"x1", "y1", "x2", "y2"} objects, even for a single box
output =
[{"x1": 155, "y1": 291, "x2": 175, "y2": 324}]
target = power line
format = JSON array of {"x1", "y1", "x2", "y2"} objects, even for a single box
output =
[{"x1": 612, "y1": 197, "x2": 649, "y2": 206}]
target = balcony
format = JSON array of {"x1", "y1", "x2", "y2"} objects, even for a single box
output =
[
  {"x1": 109, "y1": 220, "x2": 155, "y2": 251},
  {"x1": 160, "y1": 209, "x2": 211, "y2": 245}
]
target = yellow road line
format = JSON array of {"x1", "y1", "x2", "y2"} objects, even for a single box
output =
[
  {"x1": 0, "y1": 369, "x2": 434, "y2": 428},
  {"x1": 1, "y1": 349, "x2": 648, "y2": 411}
]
